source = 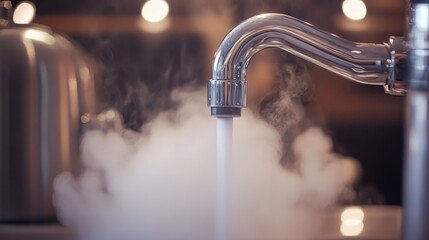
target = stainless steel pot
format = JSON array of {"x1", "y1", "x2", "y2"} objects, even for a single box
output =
[{"x1": 0, "y1": 21, "x2": 99, "y2": 221}]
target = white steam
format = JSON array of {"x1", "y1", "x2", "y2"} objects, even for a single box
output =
[{"x1": 53, "y1": 88, "x2": 360, "y2": 240}]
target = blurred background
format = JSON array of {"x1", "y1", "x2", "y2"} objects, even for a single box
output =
[{"x1": 11, "y1": 0, "x2": 406, "y2": 205}]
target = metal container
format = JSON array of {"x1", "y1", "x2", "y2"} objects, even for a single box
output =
[{"x1": 0, "y1": 22, "x2": 98, "y2": 222}]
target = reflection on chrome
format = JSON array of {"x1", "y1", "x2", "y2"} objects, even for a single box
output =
[
  {"x1": 340, "y1": 207, "x2": 365, "y2": 236},
  {"x1": 79, "y1": 67, "x2": 91, "y2": 82},
  {"x1": 24, "y1": 29, "x2": 56, "y2": 44}
]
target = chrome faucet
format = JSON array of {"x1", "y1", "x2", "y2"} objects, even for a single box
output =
[
  {"x1": 208, "y1": 13, "x2": 406, "y2": 117},
  {"x1": 207, "y1": 1, "x2": 429, "y2": 239}
]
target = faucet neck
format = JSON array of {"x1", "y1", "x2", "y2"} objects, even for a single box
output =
[
  {"x1": 208, "y1": 13, "x2": 407, "y2": 117},
  {"x1": 211, "y1": 14, "x2": 395, "y2": 84}
]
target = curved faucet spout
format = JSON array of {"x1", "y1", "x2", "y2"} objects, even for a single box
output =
[{"x1": 208, "y1": 13, "x2": 406, "y2": 117}]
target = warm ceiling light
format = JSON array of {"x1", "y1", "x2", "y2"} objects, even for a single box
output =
[
  {"x1": 141, "y1": 0, "x2": 170, "y2": 23},
  {"x1": 342, "y1": 0, "x2": 367, "y2": 21},
  {"x1": 13, "y1": 1, "x2": 36, "y2": 24}
]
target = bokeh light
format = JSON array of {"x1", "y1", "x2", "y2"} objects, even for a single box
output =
[
  {"x1": 342, "y1": 0, "x2": 367, "y2": 21},
  {"x1": 13, "y1": 1, "x2": 36, "y2": 24},
  {"x1": 141, "y1": 0, "x2": 170, "y2": 23},
  {"x1": 340, "y1": 207, "x2": 365, "y2": 236}
]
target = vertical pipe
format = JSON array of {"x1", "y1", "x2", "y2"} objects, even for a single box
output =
[
  {"x1": 404, "y1": 91, "x2": 429, "y2": 239},
  {"x1": 403, "y1": 2, "x2": 429, "y2": 239}
]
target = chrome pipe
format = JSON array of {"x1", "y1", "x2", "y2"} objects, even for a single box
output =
[
  {"x1": 208, "y1": 13, "x2": 406, "y2": 117},
  {"x1": 403, "y1": 3, "x2": 429, "y2": 240}
]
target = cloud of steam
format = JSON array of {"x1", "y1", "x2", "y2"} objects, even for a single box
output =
[{"x1": 53, "y1": 88, "x2": 360, "y2": 240}]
